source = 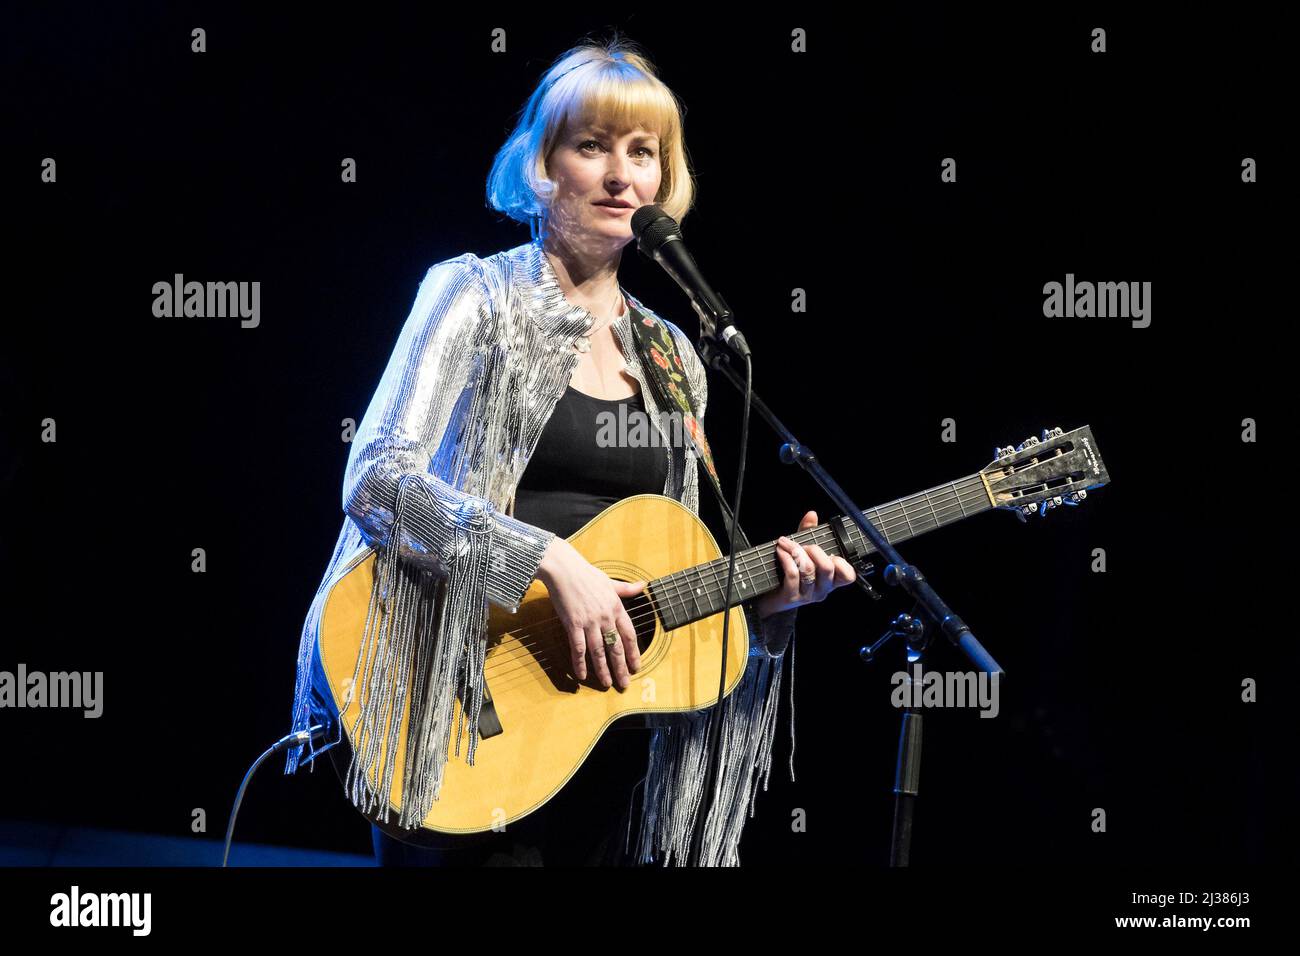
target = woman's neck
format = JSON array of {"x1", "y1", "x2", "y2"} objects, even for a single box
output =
[{"x1": 541, "y1": 234, "x2": 626, "y2": 321}]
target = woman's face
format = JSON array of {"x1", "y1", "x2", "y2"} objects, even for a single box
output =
[{"x1": 543, "y1": 118, "x2": 662, "y2": 254}]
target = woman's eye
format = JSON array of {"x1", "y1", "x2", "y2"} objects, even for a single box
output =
[{"x1": 580, "y1": 140, "x2": 655, "y2": 159}]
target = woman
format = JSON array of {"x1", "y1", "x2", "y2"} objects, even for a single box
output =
[{"x1": 285, "y1": 39, "x2": 856, "y2": 867}]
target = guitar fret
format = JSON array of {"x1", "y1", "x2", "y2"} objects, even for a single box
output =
[
  {"x1": 686, "y1": 569, "x2": 705, "y2": 618},
  {"x1": 647, "y1": 472, "x2": 997, "y2": 630},
  {"x1": 683, "y1": 575, "x2": 698, "y2": 615},
  {"x1": 666, "y1": 572, "x2": 690, "y2": 626},
  {"x1": 877, "y1": 506, "x2": 898, "y2": 544},
  {"x1": 708, "y1": 563, "x2": 732, "y2": 613},
  {"x1": 707, "y1": 554, "x2": 759, "y2": 611},
  {"x1": 924, "y1": 490, "x2": 940, "y2": 529},
  {"x1": 731, "y1": 559, "x2": 756, "y2": 603},
  {"x1": 699, "y1": 563, "x2": 720, "y2": 615},
  {"x1": 899, "y1": 501, "x2": 916, "y2": 537},
  {"x1": 692, "y1": 562, "x2": 715, "y2": 616}
]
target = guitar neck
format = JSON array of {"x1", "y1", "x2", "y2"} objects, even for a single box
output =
[{"x1": 648, "y1": 472, "x2": 994, "y2": 631}]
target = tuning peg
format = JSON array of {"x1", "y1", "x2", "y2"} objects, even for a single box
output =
[
  {"x1": 1016, "y1": 436, "x2": 1040, "y2": 453},
  {"x1": 1041, "y1": 427, "x2": 1063, "y2": 441},
  {"x1": 1064, "y1": 489, "x2": 1087, "y2": 505},
  {"x1": 1016, "y1": 504, "x2": 1033, "y2": 522},
  {"x1": 995, "y1": 444, "x2": 1016, "y2": 460}
]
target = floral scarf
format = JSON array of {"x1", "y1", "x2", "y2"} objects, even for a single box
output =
[{"x1": 627, "y1": 306, "x2": 721, "y2": 488}]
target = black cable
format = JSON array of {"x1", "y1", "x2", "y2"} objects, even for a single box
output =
[
  {"x1": 686, "y1": 350, "x2": 752, "y2": 867},
  {"x1": 222, "y1": 725, "x2": 330, "y2": 867}
]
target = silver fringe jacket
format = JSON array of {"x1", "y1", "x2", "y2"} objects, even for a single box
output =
[{"x1": 285, "y1": 237, "x2": 797, "y2": 866}]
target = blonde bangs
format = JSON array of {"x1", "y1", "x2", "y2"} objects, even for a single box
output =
[{"x1": 553, "y1": 71, "x2": 680, "y2": 150}]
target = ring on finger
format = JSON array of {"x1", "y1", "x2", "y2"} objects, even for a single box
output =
[
  {"x1": 795, "y1": 555, "x2": 816, "y2": 587},
  {"x1": 603, "y1": 628, "x2": 619, "y2": 647}
]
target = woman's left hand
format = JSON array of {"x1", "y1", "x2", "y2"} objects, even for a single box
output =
[{"x1": 753, "y1": 510, "x2": 857, "y2": 618}]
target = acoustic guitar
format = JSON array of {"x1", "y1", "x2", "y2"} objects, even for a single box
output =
[{"x1": 317, "y1": 424, "x2": 1109, "y2": 838}]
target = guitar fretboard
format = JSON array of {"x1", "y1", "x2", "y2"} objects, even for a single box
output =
[{"x1": 648, "y1": 473, "x2": 993, "y2": 631}]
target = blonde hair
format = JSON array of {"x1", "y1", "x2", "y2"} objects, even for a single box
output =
[{"x1": 486, "y1": 37, "x2": 696, "y2": 241}]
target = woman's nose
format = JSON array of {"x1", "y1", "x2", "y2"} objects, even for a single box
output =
[{"x1": 605, "y1": 156, "x2": 631, "y2": 187}]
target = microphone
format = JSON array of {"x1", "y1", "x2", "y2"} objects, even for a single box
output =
[{"x1": 630, "y1": 204, "x2": 751, "y2": 360}]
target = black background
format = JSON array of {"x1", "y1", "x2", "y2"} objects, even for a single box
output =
[{"x1": 2, "y1": 3, "x2": 1288, "y2": 867}]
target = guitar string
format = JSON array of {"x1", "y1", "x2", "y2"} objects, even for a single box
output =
[
  {"x1": 477, "y1": 477, "x2": 991, "y2": 671},
  {"x1": 365, "y1": 475, "x2": 1057, "y2": 707},
  {"x1": 472, "y1": 478, "x2": 1001, "y2": 685},
  {"x1": 345, "y1": 462, "x2": 1072, "y2": 772},
  {"x1": 337, "y1": 475, "x2": 995, "y2": 713},
  {"x1": 653, "y1": 476, "x2": 992, "y2": 620},
  {"x1": 480, "y1": 477, "x2": 995, "y2": 679},
  {"x1": 354, "y1": 464, "x2": 1071, "y2": 707},
  {"x1": 613, "y1": 461, "x2": 1073, "y2": 636}
]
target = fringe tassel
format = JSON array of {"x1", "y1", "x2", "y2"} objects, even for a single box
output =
[
  {"x1": 787, "y1": 634, "x2": 797, "y2": 786},
  {"x1": 635, "y1": 643, "x2": 792, "y2": 867},
  {"x1": 311, "y1": 474, "x2": 494, "y2": 830}
]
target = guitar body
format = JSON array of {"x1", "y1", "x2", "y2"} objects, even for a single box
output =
[{"x1": 317, "y1": 494, "x2": 751, "y2": 838}]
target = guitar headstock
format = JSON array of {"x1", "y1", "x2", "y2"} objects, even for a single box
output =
[{"x1": 980, "y1": 425, "x2": 1110, "y2": 519}]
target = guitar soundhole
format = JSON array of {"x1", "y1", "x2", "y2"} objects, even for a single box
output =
[{"x1": 621, "y1": 591, "x2": 657, "y2": 656}]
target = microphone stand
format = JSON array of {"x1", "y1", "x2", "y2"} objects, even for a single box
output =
[{"x1": 697, "y1": 336, "x2": 1005, "y2": 866}]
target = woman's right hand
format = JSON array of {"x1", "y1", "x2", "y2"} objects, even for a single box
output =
[{"x1": 536, "y1": 537, "x2": 644, "y2": 691}]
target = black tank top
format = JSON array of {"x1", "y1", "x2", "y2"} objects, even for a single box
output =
[
  {"x1": 513, "y1": 384, "x2": 671, "y2": 538},
  {"x1": 507, "y1": 383, "x2": 669, "y2": 862}
]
